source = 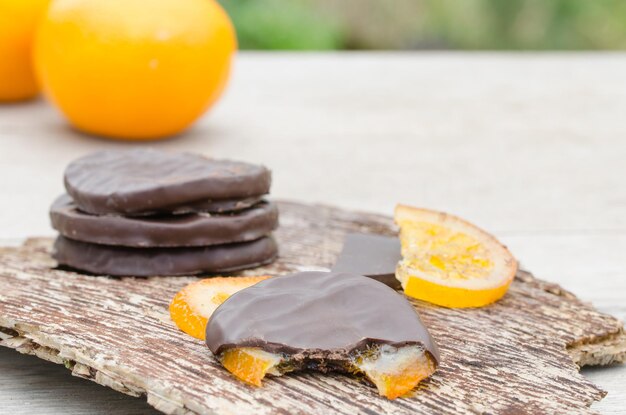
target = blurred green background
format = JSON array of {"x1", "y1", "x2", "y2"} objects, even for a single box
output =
[{"x1": 219, "y1": 0, "x2": 626, "y2": 50}]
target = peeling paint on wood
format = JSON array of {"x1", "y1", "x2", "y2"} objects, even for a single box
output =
[{"x1": 0, "y1": 201, "x2": 624, "y2": 415}]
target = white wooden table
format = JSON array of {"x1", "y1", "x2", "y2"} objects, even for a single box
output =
[{"x1": 0, "y1": 52, "x2": 624, "y2": 414}]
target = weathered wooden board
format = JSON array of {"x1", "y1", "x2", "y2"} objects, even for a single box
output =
[{"x1": 0, "y1": 201, "x2": 624, "y2": 415}]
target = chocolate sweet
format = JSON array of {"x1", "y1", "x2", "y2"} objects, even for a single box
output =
[
  {"x1": 50, "y1": 195, "x2": 279, "y2": 248},
  {"x1": 206, "y1": 271, "x2": 439, "y2": 398},
  {"x1": 64, "y1": 149, "x2": 272, "y2": 216},
  {"x1": 331, "y1": 233, "x2": 402, "y2": 289},
  {"x1": 52, "y1": 150, "x2": 278, "y2": 276},
  {"x1": 53, "y1": 235, "x2": 278, "y2": 276},
  {"x1": 206, "y1": 271, "x2": 439, "y2": 359}
]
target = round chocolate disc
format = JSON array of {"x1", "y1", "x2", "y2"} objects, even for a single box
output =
[
  {"x1": 50, "y1": 195, "x2": 279, "y2": 248},
  {"x1": 53, "y1": 236, "x2": 278, "y2": 277},
  {"x1": 64, "y1": 149, "x2": 272, "y2": 216}
]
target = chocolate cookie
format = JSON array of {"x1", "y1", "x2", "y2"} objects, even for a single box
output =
[
  {"x1": 50, "y1": 195, "x2": 279, "y2": 248},
  {"x1": 64, "y1": 149, "x2": 272, "y2": 216},
  {"x1": 53, "y1": 236, "x2": 278, "y2": 276}
]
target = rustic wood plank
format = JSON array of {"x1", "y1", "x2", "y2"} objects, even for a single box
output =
[{"x1": 0, "y1": 201, "x2": 624, "y2": 415}]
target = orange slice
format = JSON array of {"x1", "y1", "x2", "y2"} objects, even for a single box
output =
[
  {"x1": 354, "y1": 345, "x2": 436, "y2": 400},
  {"x1": 395, "y1": 205, "x2": 517, "y2": 308},
  {"x1": 219, "y1": 344, "x2": 435, "y2": 398},
  {"x1": 220, "y1": 348, "x2": 283, "y2": 387},
  {"x1": 169, "y1": 276, "x2": 269, "y2": 340}
]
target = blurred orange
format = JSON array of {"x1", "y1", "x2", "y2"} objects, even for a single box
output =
[
  {"x1": 0, "y1": 0, "x2": 49, "y2": 102},
  {"x1": 34, "y1": 0, "x2": 237, "y2": 140}
]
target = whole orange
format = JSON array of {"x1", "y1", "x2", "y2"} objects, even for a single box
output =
[
  {"x1": 0, "y1": 0, "x2": 50, "y2": 102},
  {"x1": 34, "y1": 0, "x2": 236, "y2": 140}
]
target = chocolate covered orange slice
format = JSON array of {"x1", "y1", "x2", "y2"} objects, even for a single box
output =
[{"x1": 205, "y1": 271, "x2": 439, "y2": 399}]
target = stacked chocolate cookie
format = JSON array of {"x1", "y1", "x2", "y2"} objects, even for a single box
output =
[{"x1": 51, "y1": 149, "x2": 278, "y2": 276}]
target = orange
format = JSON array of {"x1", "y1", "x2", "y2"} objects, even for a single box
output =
[
  {"x1": 34, "y1": 0, "x2": 237, "y2": 140},
  {"x1": 395, "y1": 204, "x2": 518, "y2": 308},
  {"x1": 169, "y1": 276, "x2": 269, "y2": 340},
  {"x1": 0, "y1": 0, "x2": 50, "y2": 101}
]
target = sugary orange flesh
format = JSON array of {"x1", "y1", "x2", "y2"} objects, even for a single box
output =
[
  {"x1": 400, "y1": 221, "x2": 494, "y2": 282},
  {"x1": 169, "y1": 276, "x2": 269, "y2": 340},
  {"x1": 220, "y1": 348, "x2": 279, "y2": 387},
  {"x1": 395, "y1": 205, "x2": 517, "y2": 308},
  {"x1": 363, "y1": 356, "x2": 436, "y2": 400},
  {"x1": 170, "y1": 289, "x2": 206, "y2": 340}
]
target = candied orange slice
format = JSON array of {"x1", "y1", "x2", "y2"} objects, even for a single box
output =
[
  {"x1": 218, "y1": 344, "x2": 436, "y2": 397},
  {"x1": 395, "y1": 205, "x2": 517, "y2": 308},
  {"x1": 355, "y1": 345, "x2": 436, "y2": 399},
  {"x1": 169, "y1": 276, "x2": 269, "y2": 340},
  {"x1": 220, "y1": 348, "x2": 282, "y2": 387}
]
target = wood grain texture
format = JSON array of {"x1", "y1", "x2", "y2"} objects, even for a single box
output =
[{"x1": 0, "y1": 201, "x2": 624, "y2": 415}]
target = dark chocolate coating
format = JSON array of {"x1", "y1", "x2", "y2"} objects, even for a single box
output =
[
  {"x1": 50, "y1": 195, "x2": 279, "y2": 248},
  {"x1": 99, "y1": 195, "x2": 265, "y2": 217},
  {"x1": 206, "y1": 271, "x2": 439, "y2": 363},
  {"x1": 64, "y1": 149, "x2": 272, "y2": 216},
  {"x1": 53, "y1": 236, "x2": 278, "y2": 277},
  {"x1": 159, "y1": 196, "x2": 263, "y2": 216},
  {"x1": 331, "y1": 233, "x2": 402, "y2": 289}
]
